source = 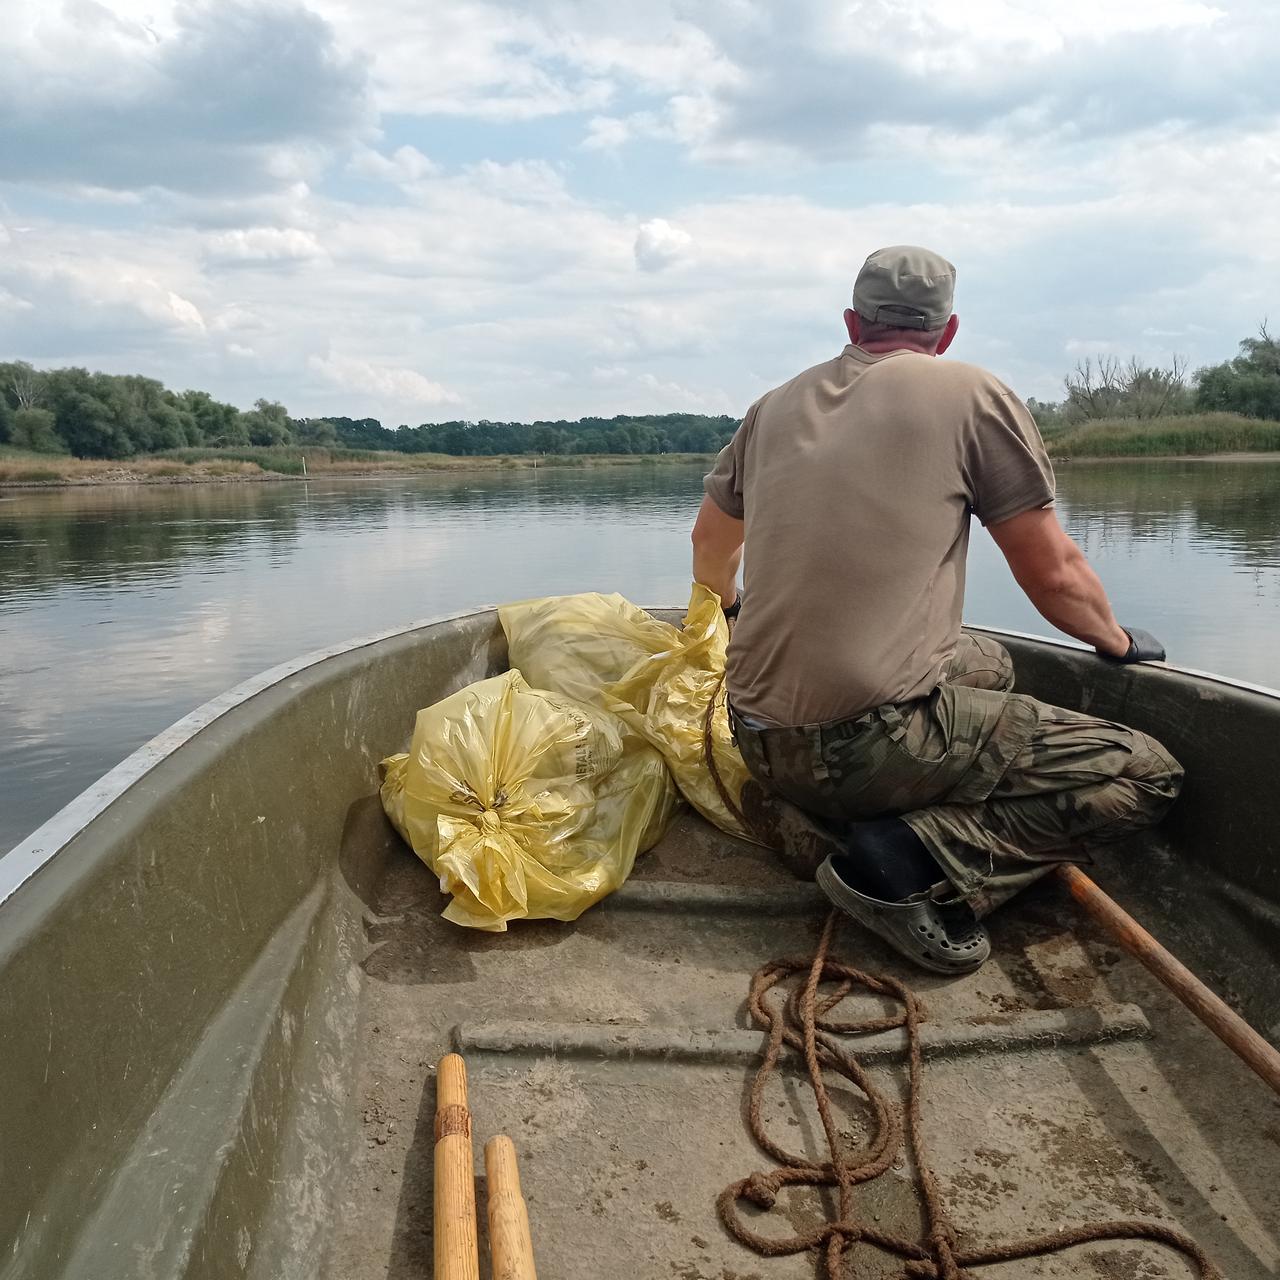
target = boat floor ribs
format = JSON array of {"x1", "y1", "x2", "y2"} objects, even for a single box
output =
[{"x1": 324, "y1": 809, "x2": 1280, "y2": 1280}]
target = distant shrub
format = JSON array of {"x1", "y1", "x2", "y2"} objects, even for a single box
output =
[
  {"x1": 155, "y1": 446, "x2": 303, "y2": 475},
  {"x1": 9, "y1": 408, "x2": 67, "y2": 455},
  {"x1": 1195, "y1": 325, "x2": 1280, "y2": 421},
  {"x1": 1062, "y1": 356, "x2": 1192, "y2": 422}
]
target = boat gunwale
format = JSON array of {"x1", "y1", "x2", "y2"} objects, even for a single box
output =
[
  {"x1": 0, "y1": 605, "x2": 501, "y2": 909},
  {"x1": 2, "y1": 609, "x2": 1277, "y2": 911}
]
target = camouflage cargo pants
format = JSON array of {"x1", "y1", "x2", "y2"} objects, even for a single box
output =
[{"x1": 734, "y1": 633, "x2": 1183, "y2": 915}]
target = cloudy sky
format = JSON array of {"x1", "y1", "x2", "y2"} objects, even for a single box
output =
[{"x1": 2, "y1": 0, "x2": 1277, "y2": 426}]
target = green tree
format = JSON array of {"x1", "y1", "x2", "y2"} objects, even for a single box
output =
[
  {"x1": 1195, "y1": 325, "x2": 1280, "y2": 420},
  {"x1": 1027, "y1": 397, "x2": 1070, "y2": 433},
  {"x1": 40, "y1": 369, "x2": 130, "y2": 457},
  {"x1": 531, "y1": 425, "x2": 568, "y2": 454},
  {"x1": 673, "y1": 421, "x2": 721, "y2": 451},
  {"x1": 8, "y1": 407, "x2": 67, "y2": 454},
  {"x1": 239, "y1": 398, "x2": 293, "y2": 446},
  {"x1": 0, "y1": 361, "x2": 46, "y2": 411},
  {"x1": 573, "y1": 429, "x2": 609, "y2": 453},
  {"x1": 294, "y1": 418, "x2": 339, "y2": 445},
  {"x1": 180, "y1": 389, "x2": 246, "y2": 445},
  {"x1": 112, "y1": 375, "x2": 188, "y2": 451},
  {"x1": 329, "y1": 417, "x2": 390, "y2": 449}
]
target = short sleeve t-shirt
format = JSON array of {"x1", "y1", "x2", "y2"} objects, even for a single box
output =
[{"x1": 705, "y1": 344, "x2": 1055, "y2": 727}]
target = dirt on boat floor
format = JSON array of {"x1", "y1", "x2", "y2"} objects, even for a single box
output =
[{"x1": 324, "y1": 808, "x2": 1280, "y2": 1279}]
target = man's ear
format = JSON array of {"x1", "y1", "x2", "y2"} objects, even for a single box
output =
[
  {"x1": 844, "y1": 308, "x2": 861, "y2": 345},
  {"x1": 935, "y1": 313, "x2": 959, "y2": 355}
]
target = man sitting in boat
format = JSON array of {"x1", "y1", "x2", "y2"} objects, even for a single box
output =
[{"x1": 691, "y1": 244, "x2": 1183, "y2": 976}]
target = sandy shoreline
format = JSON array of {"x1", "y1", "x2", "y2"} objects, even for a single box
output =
[
  {"x1": 1051, "y1": 451, "x2": 1280, "y2": 464},
  {"x1": 0, "y1": 453, "x2": 718, "y2": 490},
  {"x1": 3, "y1": 449, "x2": 1279, "y2": 491}
]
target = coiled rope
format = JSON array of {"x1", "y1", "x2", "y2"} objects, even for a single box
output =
[{"x1": 703, "y1": 687, "x2": 1221, "y2": 1279}]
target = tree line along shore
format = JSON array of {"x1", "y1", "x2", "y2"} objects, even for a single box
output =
[{"x1": 2, "y1": 325, "x2": 1278, "y2": 486}]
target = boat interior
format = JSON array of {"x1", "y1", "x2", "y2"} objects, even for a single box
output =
[{"x1": 1, "y1": 610, "x2": 1277, "y2": 1279}]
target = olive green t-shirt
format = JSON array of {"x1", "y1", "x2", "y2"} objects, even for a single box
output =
[{"x1": 704, "y1": 344, "x2": 1055, "y2": 727}]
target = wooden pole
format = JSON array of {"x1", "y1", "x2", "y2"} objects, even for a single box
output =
[
  {"x1": 434, "y1": 1053, "x2": 480, "y2": 1280},
  {"x1": 1057, "y1": 864, "x2": 1280, "y2": 1096},
  {"x1": 485, "y1": 1135, "x2": 538, "y2": 1280}
]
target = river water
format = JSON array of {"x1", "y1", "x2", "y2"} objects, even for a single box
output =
[{"x1": 2, "y1": 460, "x2": 1279, "y2": 854}]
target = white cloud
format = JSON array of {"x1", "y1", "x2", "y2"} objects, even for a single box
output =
[
  {"x1": 162, "y1": 290, "x2": 207, "y2": 332},
  {"x1": 0, "y1": 223, "x2": 210, "y2": 355},
  {"x1": 634, "y1": 219, "x2": 693, "y2": 272},
  {"x1": 347, "y1": 144, "x2": 438, "y2": 184},
  {"x1": 565, "y1": 0, "x2": 1277, "y2": 165},
  {"x1": 1065, "y1": 338, "x2": 1132, "y2": 356},
  {"x1": 462, "y1": 159, "x2": 568, "y2": 205},
  {"x1": 634, "y1": 371, "x2": 731, "y2": 413},
  {"x1": 308, "y1": 352, "x2": 460, "y2": 408},
  {"x1": 210, "y1": 304, "x2": 268, "y2": 335},
  {"x1": 588, "y1": 365, "x2": 732, "y2": 413},
  {"x1": 0, "y1": 282, "x2": 33, "y2": 314},
  {"x1": 205, "y1": 227, "x2": 326, "y2": 264},
  {"x1": 307, "y1": 0, "x2": 611, "y2": 120},
  {"x1": 582, "y1": 115, "x2": 638, "y2": 151},
  {"x1": 307, "y1": 0, "x2": 737, "y2": 121},
  {"x1": 0, "y1": 0, "x2": 370, "y2": 196},
  {"x1": 3, "y1": 0, "x2": 1278, "y2": 422}
]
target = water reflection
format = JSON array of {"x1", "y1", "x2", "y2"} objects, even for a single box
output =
[
  {"x1": 1056, "y1": 461, "x2": 1280, "y2": 570},
  {"x1": 967, "y1": 461, "x2": 1280, "y2": 675},
  {"x1": 1, "y1": 459, "x2": 1278, "y2": 853}
]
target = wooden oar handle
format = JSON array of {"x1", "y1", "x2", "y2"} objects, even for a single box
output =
[
  {"x1": 435, "y1": 1054, "x2": 480, "y2": 1280},
  {"x1": 486, "y1": 1135, "x2": 538, "y2": 1279},
  {"x1": 1057, "y1": 865, "x2": 1280, "y2": 1096}
]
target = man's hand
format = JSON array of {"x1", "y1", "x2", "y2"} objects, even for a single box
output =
[
  {"x1": 1095, "y1": 623, "x2": 1134, "y2": 660},
  {"x1": 1103, "y1": 627, "x2": 1167, "y2": 664},
  {"x1": 691, "y1": 495, "x2": 745, "y2": 608}
]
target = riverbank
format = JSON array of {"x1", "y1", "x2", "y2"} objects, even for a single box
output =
[
  {"x1": 6, "y1": 409, "x2": 1280, "y2": 486},
  {"x1": 0, "y1": 448, "x2": 717, "y2": 488},
  {"x1": 1053, "y1": 451, "x2": 1280, "y2": 464},
  {"x1": 1042, "y1": 411, "x2": 1280, "y2": 459}
]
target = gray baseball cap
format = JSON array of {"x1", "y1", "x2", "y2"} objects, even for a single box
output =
[{"x1": 852, "y1": 245, "x2": 956, "y2": 330}]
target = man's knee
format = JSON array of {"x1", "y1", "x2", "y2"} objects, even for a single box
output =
[
  {"x1": 1124, "y1": 731, "x2": 1184, "y2": 816},
  {"x1": 948, "y1": 633, "x2": 1015, "y2": 693},
  {"x1": 1081, "y1": 730, "x2": 1184, "y2": 842}
]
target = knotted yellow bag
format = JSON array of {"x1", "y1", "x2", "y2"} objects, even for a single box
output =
[
  {"x1": 500, "y1": 584, "x2": 759, "y2": 843},
  {"x1": 380, "y1": 670, "x2": 678, "y2": 931}
]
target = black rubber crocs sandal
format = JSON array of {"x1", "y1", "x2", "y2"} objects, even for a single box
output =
[{"x1": 816, "y1": 855, "x2": 991, "y2": 975}]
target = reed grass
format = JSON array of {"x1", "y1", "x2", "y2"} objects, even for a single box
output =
[
  {"x1": 1045, "y1": 412, "x2": 1280, "y2": 457},
  {"x1": 0, "y1": 445, "x2": 719, "y2": 486}
]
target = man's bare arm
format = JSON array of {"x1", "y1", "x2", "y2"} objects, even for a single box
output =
[
  {"x1": 988, "y1": 506, "x2": 1131, "y2": 657},
  {"x1": 691, "y1": 495, "x2": 744, "y2": 608}
]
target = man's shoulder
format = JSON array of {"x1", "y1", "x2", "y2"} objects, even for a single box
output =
[
  {"x1": 888, "y1": 354, "x2": 1015, "y2": 397},
  {"x1": 752, "y1": 352, "x2": 847, "y2": 411},
  {"x1": 748, "y1": 351, "x2": 1024, "y2": 426}
]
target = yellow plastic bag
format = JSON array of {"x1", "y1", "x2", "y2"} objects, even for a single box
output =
[
  {"x1": 380, "y1": 670, "x2": 678, "y2": 931},
  {"x1": 501, "y1": 585, "x2": 759, "y2": 844},
  {"x1": 605, "y1": 584, "x2": 757, "y2": 843},
  {"x1": 497, "y1": 591, "x2": 678, "y2": 705}
]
